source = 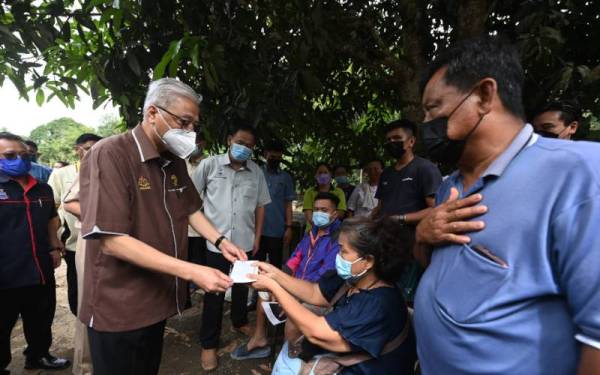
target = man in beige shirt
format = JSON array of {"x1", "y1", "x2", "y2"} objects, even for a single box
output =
[{"x1": 48, "y1": 133, "x2": 102, "y2": 315}]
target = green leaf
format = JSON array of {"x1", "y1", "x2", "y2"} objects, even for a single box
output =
[
  {"x1": 153, "y1": 39, "x2": 182, "y2": 79},
  {"x1": 191, "y1": 43, "x2": 201, "y2": 69},
  {"x1": 126, "y1": 52, "x2": 142, "y2": 76},
  {"x1": 36, "y1": 89, "x2": 45, "y2": 106}
]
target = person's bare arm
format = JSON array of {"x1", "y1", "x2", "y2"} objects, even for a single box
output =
[
  {"x1": 188, "y1": 210, "x2": 247, "y2": 262},
  {"x1": 577, "y1": 344, "x2": 600, "y2": 375},
  {"x1": 48, "y1": 216, "x2": 62, "y2": 268},
  {"x1": 63, "y1": 201, "x2": 81, "y2": 219},
  {"x1": 100, "y1": 234, "x2": 233, "y2": 293},
  {"x1": 253, "y1": 275, "x2": 352, "y2": 352},
  {"x1": 256, "y1": 262, "x2": 329, "y2": 306},
  {"x1": 252, "y1": 206, "x2": 265, "y2": 255}
]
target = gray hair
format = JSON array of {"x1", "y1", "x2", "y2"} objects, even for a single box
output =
[{"x1": 142, "y1": 78, "x2": 203, "y2": 118}]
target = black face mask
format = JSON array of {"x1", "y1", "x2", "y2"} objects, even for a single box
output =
[
  {"x1": 267, "y1": 159, "x2": 281, "y2": 170},
  {"x1": 420, "y1": 88, "x2": 483, "y2": 165},
  {"x1": 536, "y1": 130, "x2": 559, "y2": 139},
  {"x1": 384, "y1": 141, "x2": 406, "y2": 159}
]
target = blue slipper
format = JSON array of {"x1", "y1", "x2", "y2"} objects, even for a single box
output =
[{"x1": 230, "y1": 343, "x2": 271, "y2": 360}]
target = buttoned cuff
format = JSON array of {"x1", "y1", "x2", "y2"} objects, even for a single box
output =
[{"x1": 575, "y1": 334, "x2": 600, "y2": 350}]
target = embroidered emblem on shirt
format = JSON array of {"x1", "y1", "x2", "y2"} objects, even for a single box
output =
[
  {"x1": 138, "y1": 177, "x2": 151, "y2": 191},
  {"x1": 0, "y1": 189, "x2": 8, "y2": 200},
  {"x1": 402, "y1": 177, "x2": 413, "y2": 182},
  {"x1": 171, "y1": 174, "x2": 179, "y2": 187}
]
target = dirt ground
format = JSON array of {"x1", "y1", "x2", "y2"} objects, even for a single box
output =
[{"x1": 8, "y1": 263, "x2": 280, "y2": 375}]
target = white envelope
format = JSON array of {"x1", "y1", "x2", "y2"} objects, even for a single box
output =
[{"x1": 229, "y1": 261, "x2": 258, "y2": 283}]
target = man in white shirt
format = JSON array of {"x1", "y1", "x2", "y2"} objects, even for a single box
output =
[{"x1": 347, "y1": 159, "x2": 383, "y2": 218}]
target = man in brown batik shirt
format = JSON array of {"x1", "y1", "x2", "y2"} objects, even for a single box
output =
[{"x1": 79, "y1": 78, "x2": 247, "y2": 375}]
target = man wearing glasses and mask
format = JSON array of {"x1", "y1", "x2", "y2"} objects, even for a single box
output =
[
  {"x1": 78, "y1": 78, "x2": 247, "y2": 375},
  {"x1": 413, "y1": 36, "x2": 600, "y2": 374}
]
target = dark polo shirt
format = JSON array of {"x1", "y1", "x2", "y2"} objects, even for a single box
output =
[{"x1": 79, "y1": 124, "x2": 201, "y2": 332}]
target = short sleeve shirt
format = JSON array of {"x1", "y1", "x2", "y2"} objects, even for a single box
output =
[
  {"x1": 415, "y1": 125, "x2": 600, "y2": 374},
  {"x1": 319, "y1": 272, "x2": 417, "y2": 374},
  {"x1": 48, "y1": 163, "x2": 79, "y2": 250},
  {"x1": 192, "y1": 154, "x2": 271, "y2": 253},
  {"x1": 375, "y1": 156, "x2": 442, "y2": 216},
  {"x1": 78, "y1": 125, "x2": 201, "y2": 332},
  {"x1": 262, "y1": 166, "x2": 296, "y2": 238}
]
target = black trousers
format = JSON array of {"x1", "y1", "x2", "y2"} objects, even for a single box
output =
[
  {"x1": 254, "y1": 235, "x2": 284, "y2": 269},
  {"x1": 88, "y1": 320, "x2": 166, "y2": 375},
  {"x1": 199, "y1": 251, "x2": 249, "y2": 349},
  {"x1": 0, "y1": 281, "x2": 56, "y2": 369},
  {"x1": 187, "y1": 237, "x2": 207, "y2": 266},
  {"x1": 63, "y1": 250, "x2": 78, "y2": 315}
]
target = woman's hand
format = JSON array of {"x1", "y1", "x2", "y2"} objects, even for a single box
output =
[
  {"x1": 249, "y1": 273, "x2": 279, "y2": 292},
  {"x1": 256, "y1": 261, "x2": 281, "y2": 279}
]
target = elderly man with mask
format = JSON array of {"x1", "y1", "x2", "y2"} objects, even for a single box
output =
[
  {"x1": 413, "y1": 36, "x2": 600, "y2": 374},
  {"x1": 78, "y1": 78, "x2": 247, "y2": 375}
]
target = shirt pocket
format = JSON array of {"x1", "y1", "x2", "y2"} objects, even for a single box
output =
[{"x1": 434, "y1": 243, "x2": 510, "y2": 324}]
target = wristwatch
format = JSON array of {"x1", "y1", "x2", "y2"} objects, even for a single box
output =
[{"x1": 214, "y1": 235, "x2": 227, "y2": 250}]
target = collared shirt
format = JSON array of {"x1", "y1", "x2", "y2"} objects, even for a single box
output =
[
  {"x1": 192, "y1": 153, "x2": 271, "y2": 253},
  {"x1": 414, "y1": 124, "x2": 600, "y2": 374},
  {"x1": 79, "y1": 124, "x2": 201, "y2": 332},
  {"x1": 375, "y1": 156, "x2": 442, "y2": 216},
  {"x1": 48, "y1": 163, "x2": 79, "y2": 250},
  {"x1": 347, "y1": 183, "x2": 379, "y2": 218},
  {"x1": 0, "y1": 174, "x2": 57, "y2": 289},
  {"x1": 262, "y1": 166, "x2": 296, "y2": 238},
  {"x1": 29, "y1": 162, "x2": 52, "y2": 183},
  {"x1": 286, "y1": 219, "x2": 340, "y2": 282}
]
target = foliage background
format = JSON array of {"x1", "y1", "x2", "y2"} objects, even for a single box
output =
[{"x1": 1, "y1": 0, "x2": 599, "y2": 186}]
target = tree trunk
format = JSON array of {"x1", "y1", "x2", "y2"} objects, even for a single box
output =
[{"x1": 456, "y1": 0, "x2": 492, "y2": 40}]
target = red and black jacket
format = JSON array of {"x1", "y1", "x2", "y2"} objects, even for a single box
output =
[{"x1": 0, "y1": 174, "x2": 57, "y2": 289}]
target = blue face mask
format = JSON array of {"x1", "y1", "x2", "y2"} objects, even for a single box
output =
[
  {"x1": 0, "y1": 157, "x2": 32, "y2": 177},
  {"x1": 334, "y1": 176, "x2": 349, "y2": 185},
  {"x1": 312, "y1": 211, "x2": 331, "y2": 227},
  {"x1": 230, "y1": 143, "x2": 252, "y2": 161},
  {"x1": 335, "y1": 253, "x2": 367, "y2": 281}
]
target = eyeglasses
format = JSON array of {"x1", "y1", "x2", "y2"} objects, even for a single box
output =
[
  {"x1": 155, "y1": 105, "x2": 199, "y2": 131},
  {"x1": 0, "y1": 151, "x2": 29, "y2": 160}
]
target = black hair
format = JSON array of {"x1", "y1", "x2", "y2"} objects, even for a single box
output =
[
  {"x1": 333, "y1": 165, "x2": 350, "y2": 174},
  {"x1": 421, "y1": 35, "x2": 525, "y2": 119},
  {"x1": 229, "y1": 123, "x2": 258, "y2": 139},
  {"x1": 264, "y1": 139, "x2": 285, "y2": 153},
  {"x1": 315, "y1": 162, "x2": 332, "y2": 173},
  {"x1": 363, "y1": 159, "x2": 385, "y2": 169},
  {"x1": 384, "y1": 119, "x2": 417, "y2": 138},
  {"x1": 55, "y1": 161, "x2": 70, "y2": 167},
  {"x1": 23, "y1": 139, "x2": 38, "y2": 150},
  {"x1": 314, "y1": 191, "x2": 340, "y2": 208},
  {"x1": 0, "y1": 132, "x2": 25, "y2": 143},
  {"x1": 536, "y1": 100, "x2": 581, "y2": 125},
  {"x1": 340, "y1": 217, "x2": 413, "y2": 283},
  {"x1": 75, "y1": 133, "x2": 102, "y2": 145}
]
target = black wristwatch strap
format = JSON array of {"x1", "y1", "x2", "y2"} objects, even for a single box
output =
[{"x1": 215, "y1": 235, "x2": 226, "y2": 249}]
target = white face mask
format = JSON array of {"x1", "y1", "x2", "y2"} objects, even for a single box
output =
[{"x1": 153, "y1": 111, "x2": 197, "y2": 159}]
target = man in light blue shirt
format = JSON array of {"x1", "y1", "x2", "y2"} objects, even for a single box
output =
[{"x1": 414, "y1": 36, "x2": 600, "y2": 374}]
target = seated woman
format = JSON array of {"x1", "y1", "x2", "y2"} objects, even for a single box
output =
[{"x1": 250, "y1": 217, "x2": 416, "y2": 374}]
